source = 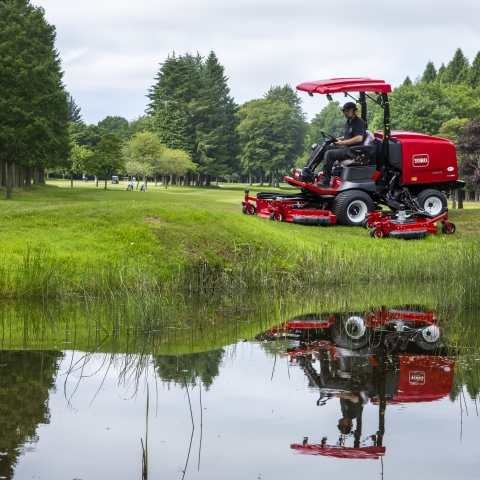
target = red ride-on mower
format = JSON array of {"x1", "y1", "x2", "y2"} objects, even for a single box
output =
[
  {"x1": 242, "y1": 78, "x2": 464, "y2": 227},
  {"x1": 261, "y1": 305, "x2": 443, "y2": 352},
  {"x1": 288, "y1": 345, "x2": 455, "y2": 460}
]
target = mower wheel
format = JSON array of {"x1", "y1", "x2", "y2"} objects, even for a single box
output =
[
  {"x1": 441, "y1": 222, "x2": 456, "y2": 234},
  {"x1": 416, "y1": 189, "x2": 447, "y2": 216},
  {"x1": 332, "y1": 190, "x2": 375, "y2": 226},
  {"x1": 414, "y1": 325, "x2": 441, "y2": 351},
  {"x1": 242, "y1": 204, "x2": 248, "y2": 215},
  {"x1": 269, "y1": 211, "x2": 275, "y2": 221},
  {"x1": 370, "y1": 227, "x2": 384, "y2": 238},
  {"x1": 361, "y1": 218, "x2": 369, "y2": 229},
  {"x1": 275, "y1": 211, "x2": 285, "y2": 222},
  {"x1": 331, "y1": 315, "x2": 370, "y2": 349}
]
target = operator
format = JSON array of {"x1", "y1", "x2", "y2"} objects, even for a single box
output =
[{"x1": 317, "y1": 101, "x2": 366, "y2": 188}]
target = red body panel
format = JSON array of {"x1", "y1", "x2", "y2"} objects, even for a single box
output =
[
  {"x1": 374, "y1": 130, "x2": 459, "y2": 186},
  {"x1": 393, "y1": 354, "x2": 455, "y2": 403}
]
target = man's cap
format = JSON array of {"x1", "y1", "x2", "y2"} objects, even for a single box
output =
[{"x1": 342, "y1": 102, "x2": 357, "y2": 111}]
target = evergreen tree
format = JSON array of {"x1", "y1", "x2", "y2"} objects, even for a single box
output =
[
  {"x1": 67, "y1": 93, "x2": 82, "y2": 122},
  {"x1": 421, "y1": 61, "x2": 437, "y2": 83},
  {"x1": 466, "y1": 51, "x2": 480, "y2": 89},
  {"x1": 147, "y1": 51, "x2": 239, "y2": 184},
  {"x1": 436, "y1": 63, "x2": 446, "y2": 83},
  {"x1": 0, "y1": 0, "x2": 70, "y2": 198},
  {"x1": 441, "y1": 48, "x2": 469, "y2": 84}
]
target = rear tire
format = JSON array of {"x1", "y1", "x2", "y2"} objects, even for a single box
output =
[
  {"x1": 331, "y1": 315, "x2": 370, "y2": 349},
  {"x1": 416, "y1": 189, "x2": 447, "y2": 216},
  {"x1": 414, "y1": 326, "x2": 441, "y2": 351},
  {"x1": 332, "y1": 190, "x2": 375, "y2": 226}
]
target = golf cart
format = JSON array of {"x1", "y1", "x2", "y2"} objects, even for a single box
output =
[
  {"x1": 112, "y1": 176, "x2": 119, "y2": 184},
  {"x1": 242, "y1": 78, "x2": 464, "y2": 228}
]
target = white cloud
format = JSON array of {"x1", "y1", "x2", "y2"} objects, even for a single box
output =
[{"x1": 33, "y1": 0, "x2": 480, "y2": 123}]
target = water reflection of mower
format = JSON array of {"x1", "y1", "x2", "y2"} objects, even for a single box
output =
[
  {"x1": 288, "y1": 344, "x2": 454, "y2": 459},
  {"x1": 262, "y1": 306, "x2": 443, "y2": 351},
  {"x1": 242, "y1": 78, "x2": 463, "y2": 234}
]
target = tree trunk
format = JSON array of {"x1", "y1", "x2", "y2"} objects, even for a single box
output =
[
  {"x1": 33, "y1": 165, "x2": 40, "y2": 184},
  {"x1": 70, "y1": 172, "x2": 74, "y2": 187},
  {"x1": 458, "y1": 189, "x2": 464, "y2": 209},
  {"x1": 249, "y1": 170, "x2": 253, "y2": 186},
  {"x1": 451, "y1": 190, "x2": 456, "y2": 209},
  {"x1": 24, "y1": 166, "x2": 31, "y2": 187},
  {"x1": 275, "y1": 168, "x2": 280, "y2": 188},
  {"x1": 259, "y1": 168, "x2": 264, "y2": 186},
  {"x1": 155, "y1": 175, "x2": 158, "y2": 186},
  {"x1": 6, "y1": 162, "x2": 14, "y2": 199},
  {"x1": 104, "y1": 177, "x2": 107, "y2": 189}
]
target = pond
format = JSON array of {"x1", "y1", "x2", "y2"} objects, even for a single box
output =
[{"x1": 1, "y1": 290, "x2": 479, "y2": 479}]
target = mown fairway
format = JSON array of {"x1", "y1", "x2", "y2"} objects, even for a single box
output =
[{"x1": 1, "y1": 180, "x2": 479, "y2": 298}]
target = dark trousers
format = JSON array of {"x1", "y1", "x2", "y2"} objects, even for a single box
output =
[{"x1": 322, "y1": 145, "x2": 356, "y2": 182}]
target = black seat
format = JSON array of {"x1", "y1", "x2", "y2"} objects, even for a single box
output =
[{"x1": 350, "y1": 140, "x2": 380, "y2": 167}]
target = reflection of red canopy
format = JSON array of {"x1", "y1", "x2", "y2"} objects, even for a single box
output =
[
  {"x1": 296, "y1": 78, "x2": 392, "y2": 95},
  {"x1": 291, "y1": 443, "x2": 386, "y2": 460}
]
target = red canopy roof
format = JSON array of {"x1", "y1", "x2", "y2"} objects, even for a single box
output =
[
  {"x1": 296, "y1": 78, "x2": 392, "y2": 95},
  {"x1": 291, "y1": 443, "x2": 386, "y2": 460}
]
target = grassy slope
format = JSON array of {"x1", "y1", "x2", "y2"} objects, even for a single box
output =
[{"x1": 1, "y1": 179, "x2": 479, "y2": 296}]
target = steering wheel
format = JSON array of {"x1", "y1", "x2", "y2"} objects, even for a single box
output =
[{"x1": 320, "y1": 130, "x2": 338, "y2": 142}]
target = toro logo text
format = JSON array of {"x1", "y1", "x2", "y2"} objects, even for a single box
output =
[
  {"x1": 409, "y1": 371, "x2": 426, "y2": 385},
  {"x1": 413, "y1": 154, "x2": 429, "y2": 167}
]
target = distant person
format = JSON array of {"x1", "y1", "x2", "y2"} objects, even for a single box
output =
[
  {"x1": 317, "y1": 102, "x2": 366, "y2": 188},
  {"x1": 140, "y1": 181, "x2": 147, "y2": 192}
]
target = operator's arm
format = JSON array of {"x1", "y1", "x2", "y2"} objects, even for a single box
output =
[{"x1": 336, "y1": 135, "x2": 363, "y2": 146}]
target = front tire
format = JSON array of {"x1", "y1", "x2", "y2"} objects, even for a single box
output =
[
  {"x1": 442, "y1": 222, "x2": 456, "y2": 234},
  {"x1": 331, "y1": 315, "x2": 370, "y2": 349},
  {"x1": 416, "y1": 189, "x2": 447, "y2": 216},
  {"x1": 332, "y1": 191, "x2": 375, "y2": 226}
]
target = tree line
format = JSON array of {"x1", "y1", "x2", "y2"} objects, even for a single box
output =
[{"x1": 1, "y1": 0, "x2": 480, "y2": 200}]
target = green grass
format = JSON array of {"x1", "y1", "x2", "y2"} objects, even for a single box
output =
[{"x1": 0, "y1": 179, "x2": 479, "y2": 297}]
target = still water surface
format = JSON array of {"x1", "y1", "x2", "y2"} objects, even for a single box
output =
[{"x1": 4, "y1": 339, "x2": 480, "y2": 480}]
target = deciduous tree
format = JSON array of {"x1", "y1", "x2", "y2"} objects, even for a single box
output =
[{"x1": 85, "y1": 133, "x2": 124, "y2": 189}]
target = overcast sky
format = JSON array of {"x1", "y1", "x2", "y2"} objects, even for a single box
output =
[{"x1": 34, "y1": 0, "x2": 480, "y2": 125}]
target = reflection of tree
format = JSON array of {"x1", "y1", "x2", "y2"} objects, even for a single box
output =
[
  {"x1": 450, "y1": 354, "x2": 480, "y2": 402},
  {"x1": 0, "y1": 350, "x2": 63, "y2": 480},
  {"x1": 153, "y1": 349, "x2": 224, "y2": 390}
]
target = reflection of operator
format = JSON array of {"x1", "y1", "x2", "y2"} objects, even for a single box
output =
[
  {"x1": 317, "y1": 102, "x2": 366, "y2": 188},
  {"x1": 336, "y1": 392, "x2": 366, "y2": 435}
]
